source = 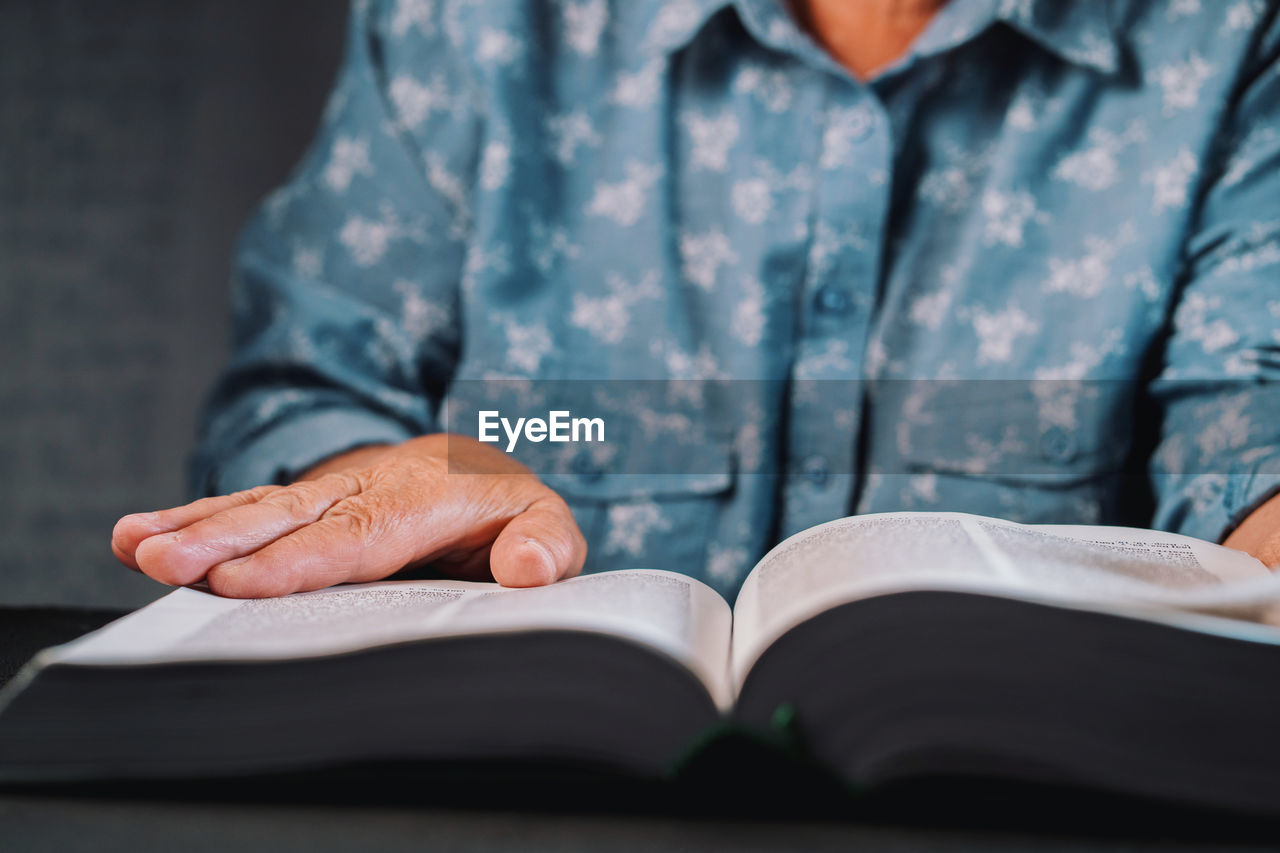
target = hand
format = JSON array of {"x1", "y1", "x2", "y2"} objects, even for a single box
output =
[
  {"x1": 112, "y1": 434, "x2": 587, "y2": 597},
  {"x1": 1224, "y1": 490, "x2": 1280, "y2": 568}
]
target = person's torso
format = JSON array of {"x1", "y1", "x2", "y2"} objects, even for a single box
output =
[{"x1": 383, "y1": 0, "x2": 1267, "y2": 596}]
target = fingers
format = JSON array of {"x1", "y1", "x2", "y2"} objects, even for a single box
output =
[
  {"x1": 204, "y1": 509, "x2": 387, "y2": 598},
  {"x1": 112, "y1": 486, "x2": 281, "y2": 571},
  {"x1": 204, "y1": 488, "x2": 585, "y2": 597},
  {"x1": 489, "y1": 495, "x2": 587, "y2": 587},
  {"x1": 133, "y1": 474, "x2": 365, "y2": 587}
]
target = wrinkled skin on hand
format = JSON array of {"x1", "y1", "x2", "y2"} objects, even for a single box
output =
[{"x1": 112, "y1": 434, "x2": 586, "y2": 598}]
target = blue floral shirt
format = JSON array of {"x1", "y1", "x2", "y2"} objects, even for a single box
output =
[{"x1": 195, "y1": 0, "x2": 1280, "y2": 598}]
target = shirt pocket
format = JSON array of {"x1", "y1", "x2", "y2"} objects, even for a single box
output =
[
  {"x1": 884, "y1": 382, "x2": 1134, "y2": 523},
  {"x1": 541, "y1": 447, "x2": 736, "y2": 576}
]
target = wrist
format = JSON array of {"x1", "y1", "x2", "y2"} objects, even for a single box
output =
[
  {"x1": 1223, "y1": 491, "x2": 1280, "y2": 567},
  {"x1": 297, "y1": 442, "x2": 396, "y2": 481}
]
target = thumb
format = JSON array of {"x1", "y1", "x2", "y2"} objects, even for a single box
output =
[{"x1": 488, "y1": 495, "x2": 587, "y2": 587}]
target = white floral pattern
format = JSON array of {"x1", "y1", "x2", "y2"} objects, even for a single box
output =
[{"x1": 199, "y1": 0, "x2": 1280, "y2": 598}]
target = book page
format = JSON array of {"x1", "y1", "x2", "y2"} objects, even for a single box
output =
[
  {"x1": 40, "y1": 570, "x2": 734, "y2": 709},
  {"x1": 731, "y1": 512, "x2": 1280, "y2": 687}
]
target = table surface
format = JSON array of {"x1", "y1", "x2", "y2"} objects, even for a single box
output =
[{"x1": 2, "y1": 607, "x2": 1278, "y2": 852}]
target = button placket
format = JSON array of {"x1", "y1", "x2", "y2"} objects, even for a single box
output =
[
  {"x1": 814, "y1": 283, "x2": 853, "y2": 316},
  {"x1": 780, "y1": 81, "x2": 893, "y2": 539},
  {"x1": 1038, "y1": 426, "x2": 1079, "y2": 464},
  {"x1": 571, "y1": 451, "x2": 605, "y2": 483}
]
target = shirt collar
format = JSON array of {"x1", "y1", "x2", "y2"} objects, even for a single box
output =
[
  {"x1": 632, "y1": 0, "x2": 734, "y2": 56},
  {"x1": 986, "y1": 0, "x2": 1122, "y2": 75},
  {"x1": 636, "y1": 0, "x2": 1123, "y2": 76}
]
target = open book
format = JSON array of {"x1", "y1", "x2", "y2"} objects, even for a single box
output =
[{"x1": 3, "y1": 512, "x2": 1280, "y2": 814}]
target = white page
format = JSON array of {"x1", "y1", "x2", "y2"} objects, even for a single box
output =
[
  {"x1": 732, "y1": 512, "x2": 1280, "y2": 688},
  {"x1": 38, "y1": 570, "x2": 734, "y2": 709}
]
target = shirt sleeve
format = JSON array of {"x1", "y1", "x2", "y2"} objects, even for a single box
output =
[
  {"x1": 190, "y1": 0, "x2": 481, "y2": 496},
  {"x1": 1149, "y1": 12, "x2": 1280, "y2": 544}
]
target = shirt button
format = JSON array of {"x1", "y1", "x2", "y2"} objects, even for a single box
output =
[
  {"x1": 1039, "y1": 426, "x2": 1078, "y2": 464},
  {"x1": 814, "y1": 284, "x2": 853, "y2": 316},
  {"x1": 800, "y1": 455, "x2": 831, "y2": 487},
  {"x1": 571, "y1": 453, "x2": 604, "y2": 482}
]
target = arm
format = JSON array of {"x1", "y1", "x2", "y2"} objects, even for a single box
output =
[
  {"x1": 1224, "y1": 492, "x2": 1280, "y2": 567},
  {"x1": 1151, "y1": 10, "x2": 1280, "y2": 566},
  {"x1": 112, "y1": 1, "x2": 585, "y2": 596}
]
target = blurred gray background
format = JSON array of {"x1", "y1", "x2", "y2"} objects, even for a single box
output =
[{"x1": 0, "y1": 0, "x2": 348, "y2": 607}]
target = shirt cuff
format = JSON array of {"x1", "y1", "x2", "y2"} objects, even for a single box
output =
[
  {"x1": 1219, "y1": 450, "x2": 1280, "y2": 543},
  {"x1": 204, "y1": 408, "x2": 417, "y2": 496}
]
